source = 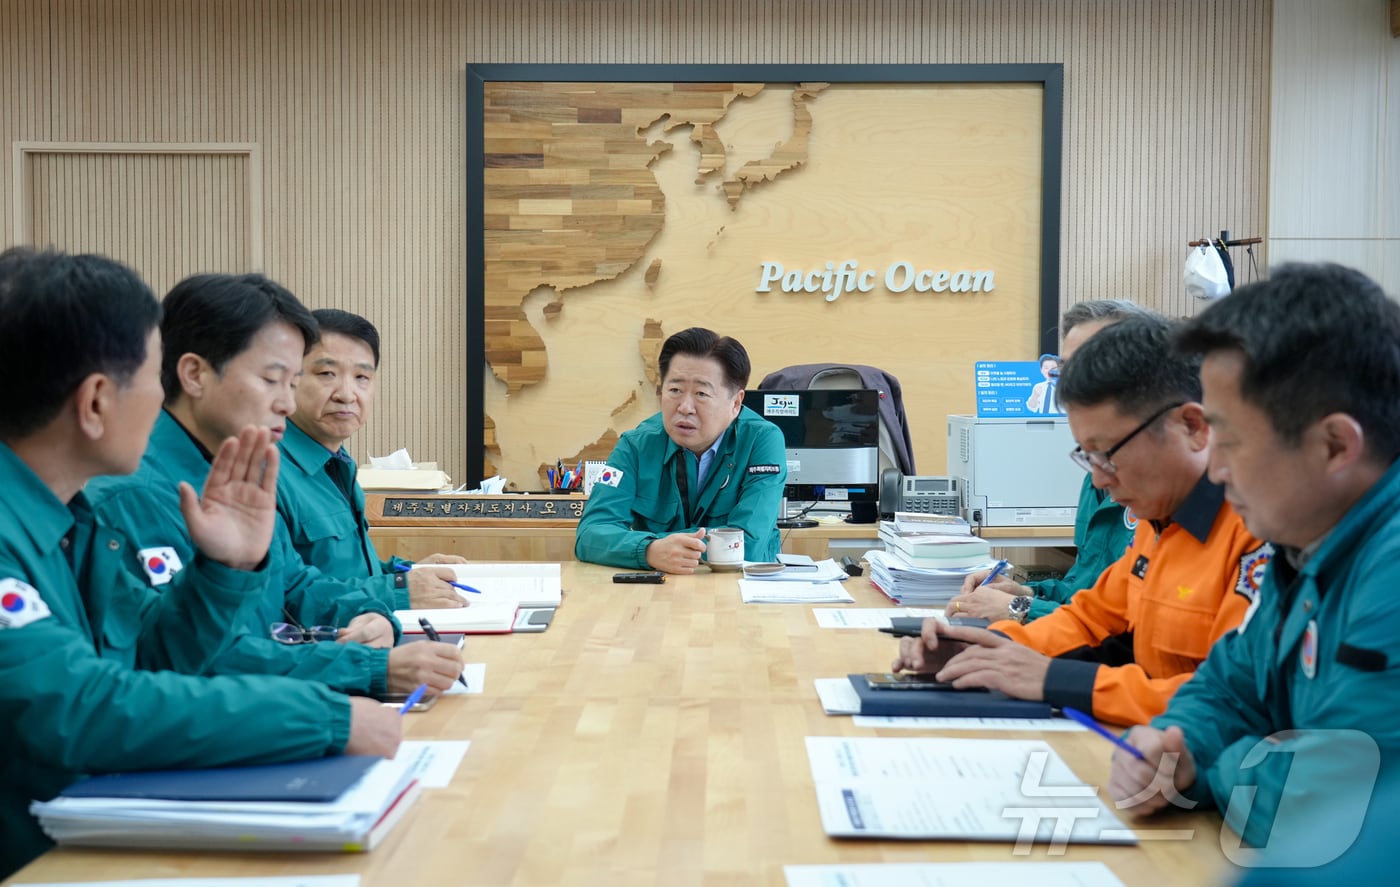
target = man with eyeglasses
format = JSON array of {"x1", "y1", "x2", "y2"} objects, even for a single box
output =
[
  {"x1": 947, "y1": 300, "x2": 1149, "y2": 624},
  {"x1": 894, "y1": 315, "x2": 1265, "y2": 726}
]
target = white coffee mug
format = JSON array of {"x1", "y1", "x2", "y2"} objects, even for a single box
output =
[{"x1": 706, "y1": 527, "x2": 745, "y2": 571}]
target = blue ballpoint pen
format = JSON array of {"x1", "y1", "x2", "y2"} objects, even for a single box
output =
[
  {"x1": 394, "y1": 562, "x2": 481, "y2": 595},
  {"x1": 1063, "y1": 707, "x2": 1147, "y2": 761},
  {"x1": 398, "y1": 683, "x2": 428, "y2": 715},
  {"x1": 978, "y1": 559, "x2": 1011, "y2": 587}
]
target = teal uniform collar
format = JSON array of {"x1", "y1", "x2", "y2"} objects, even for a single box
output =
[
  {"x1": 282, "y1": 419, "x2": 346, "y2": 473},
  {"x1": 0, "y1": 442, "x2": 74, "y2": 558},
  {"x1": 1293, "y1": 457, "x2": 1400, "y2": 590},
  {"x1": 162, "y1": 408, "x2": 216, "y2": 463}
]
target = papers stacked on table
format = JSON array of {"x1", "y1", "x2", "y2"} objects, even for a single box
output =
[
  {"x1": 30, "y1": 756, "x2": 420, "y2": 853},
  {"x1": 738, "y1": 558, "x2": 853, "y2": 603},
  {"x1": 865, "y1": 549, "x2": 996, "y2": 606},
  {"x1": 878, "y1": 521, "x2": 992, "y2": 569}
]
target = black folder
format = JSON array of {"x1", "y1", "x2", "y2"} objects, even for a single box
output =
[
  {"x1": 59, "y1": 754, "x2": 381, "y2": 803},
  {"x1": 847, "y1": 674, "x2": 1053, "y2": 719}
]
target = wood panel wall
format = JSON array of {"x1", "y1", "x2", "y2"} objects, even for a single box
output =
[
  {"x1": 1, "y1": 0, "x2": 1271, "y2": 484},
  {"x1": 19, "y1": 147, "x2": 256, "y2": 295}
]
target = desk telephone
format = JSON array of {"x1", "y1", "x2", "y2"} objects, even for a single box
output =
[{"x1": 879, "y1": 469, "x2": 962, "y2": 519}]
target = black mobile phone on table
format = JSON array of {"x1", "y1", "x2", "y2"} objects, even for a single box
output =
[
  {"x1": 863, "y1": 672, "x2": 958, "y2": 691},
  {"x1": 613, "y1": 571, "x2": 666, "y2": 584}
]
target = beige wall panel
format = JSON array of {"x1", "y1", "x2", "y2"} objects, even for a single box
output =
[
  {"x1": 2, "y1": 0, "x2": 1270, "y2": 484},
  {"x1": 1270, "y1": 0, "x2": 1400, "y2": 293},
  {"x1": 23, "y1": 151, "x2": 252, "y2": 295}
]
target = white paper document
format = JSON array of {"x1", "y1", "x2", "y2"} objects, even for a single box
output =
[
  {"x1": 815, "y1": 677, "x2": 862, "y2": 714},
  {"x1": 394, "y1": 741, "x2": 470, "y2": 788},
  {"x1": 442, "y1": 662, "x2": 487, "y2": 695},
  {"x1": 812, "y1": 607, "x2": 942, "y2": 628},
  {"x1": 804, "y1": 736, "x2": 1135, "y2": 846},
  {"x1": 784, "y1": 861, "x2": 1125, "y2": 887},
  {"x1": 413, "y1": 561, "x2": 563, "y2": 608},
  {"x1": 17, "y1": 873, "x2": 361, "y2": 878},
  {"x1": 740, "y1": 580, "x2": 854, "y2": 604},
  {"x1": 395, "y1": 601, "x2": 519, "y2": 633}
]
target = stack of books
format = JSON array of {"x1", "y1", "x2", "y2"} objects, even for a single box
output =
[
  {"x1": 877, "y1": 512, "x2": 992, "y2": 570},
  {"x1": 30, "y1": 755, "x2": 420, "y2": 852}
]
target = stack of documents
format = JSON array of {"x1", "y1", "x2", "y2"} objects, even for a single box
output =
[
  {"x1": 890, "y1": 511, "x2": 974, "y2": 534},
  {"x1": 865, "y1": 549, "x2": 995, "y2": 606},
  {"x1": 398, "y1": 562, "x2": 562, "y2": 633},
  {"x1": 878, "y1": 522, "x2": 992, "y2": 569},
  {"x1": 30, "y1": 756, "x2": 420, "y2": 852},
  {"x1": 738, "y1": 558, "x2": 853, "y2": 603},
  {"x1": 804, "y1": 736, "x2": 1135, "y2": 845}
]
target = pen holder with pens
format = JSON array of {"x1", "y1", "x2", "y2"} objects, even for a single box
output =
[{"x1": 547, "y1": 460, "x2": 586, "y2": 493}]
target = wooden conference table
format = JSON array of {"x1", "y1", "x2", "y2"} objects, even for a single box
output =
[{"x1": 11, "y1": 562, "x2": 1232, "y2": 887}]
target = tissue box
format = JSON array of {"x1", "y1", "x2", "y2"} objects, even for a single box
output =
[{"x1": 356, "y1": 468, "x2": 452, "y2": 492}]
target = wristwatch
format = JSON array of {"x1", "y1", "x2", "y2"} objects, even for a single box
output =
[{"x1": 1008, "y1": 595, "x2": 1032, "y2": 624}]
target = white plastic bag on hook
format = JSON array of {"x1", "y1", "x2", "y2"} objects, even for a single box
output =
[{"x1": 1184, "y1": 243, "x2": 1232, "y2": 300}]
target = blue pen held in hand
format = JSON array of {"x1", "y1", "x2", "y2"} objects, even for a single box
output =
[
  {"x1": 978, "y1": 559, "x2": 1011, "y2": 587},
  {"x1": 394, "y1": 562, "x2": 481, "y2": 595},
  {"x1": 1062, "y1": 707, "x2": 1147, "y2": 761},
  {"x1": 398, "y1": 683, "x2": 428, "y2": 715}
]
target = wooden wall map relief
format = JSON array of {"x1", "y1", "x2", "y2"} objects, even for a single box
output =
[
  {"x1": 484, "y1": 80, "x2": 817, "y2": 394},
  {"x1": 476, "y1": 68, "x2": 1055, "y2": 492},
  {"x1": 367, "y1": 494, "x2": 586, "y2": 525}
]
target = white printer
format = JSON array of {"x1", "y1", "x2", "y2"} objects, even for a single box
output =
[{"x1": 946, "y1": 415, "x2": 1082, "y2": 527}]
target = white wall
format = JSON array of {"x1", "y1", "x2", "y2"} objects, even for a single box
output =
[{"x1": 1270, "y1": 0, "x2": 1400, "y2": 292}]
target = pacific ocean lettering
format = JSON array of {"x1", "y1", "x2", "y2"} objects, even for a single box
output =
[{"x1": 755, "y1": 261, "x2": 995, "y2": 302}]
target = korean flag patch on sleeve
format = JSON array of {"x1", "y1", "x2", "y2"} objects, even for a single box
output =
[
  {"x1": 138, "y1": 546, "x2": 185, "y2": 586},
  {"x1": 596, "y1": 466, "x2": 624, "y2": 488},
  {"x1": 0, "y1": 578, "x2": 52, "y2": 629}
]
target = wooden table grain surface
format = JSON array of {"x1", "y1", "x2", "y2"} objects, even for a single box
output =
[{"x1": 9, "y1": 562, "x2": 1233, "y2": 887}]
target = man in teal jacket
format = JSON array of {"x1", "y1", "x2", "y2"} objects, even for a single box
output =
[
  {"x1": 278, "y1": 309, "x2": 466, "y2": 580},
  {"x1": 0, "y1": 248, "x2": 400, "y2": 879},
  {"x1": 86, "y1": 274, "x2": 464, "y2": 700},
  {"x1": 1109, "y1": 264, "x2": 1400, "y2": 864},
  {"x1": 949, "y1": 300, "x2": 1151, "y2": 623},
  {"x1": 576, "y1": 327, "x2": 786, "y2": 572}
]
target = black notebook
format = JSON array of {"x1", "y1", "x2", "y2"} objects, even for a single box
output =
[
  {"x1": 60, "y1": 754, "x2": 381, "y2": 803},
  {"x1": 847, "y1": 674, "x2": 1053, "y2": 719}
]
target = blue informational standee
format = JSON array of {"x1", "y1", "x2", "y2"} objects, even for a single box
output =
[{"x1": 975, "y1": 359, "x2": 1063, "y2": 417}]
